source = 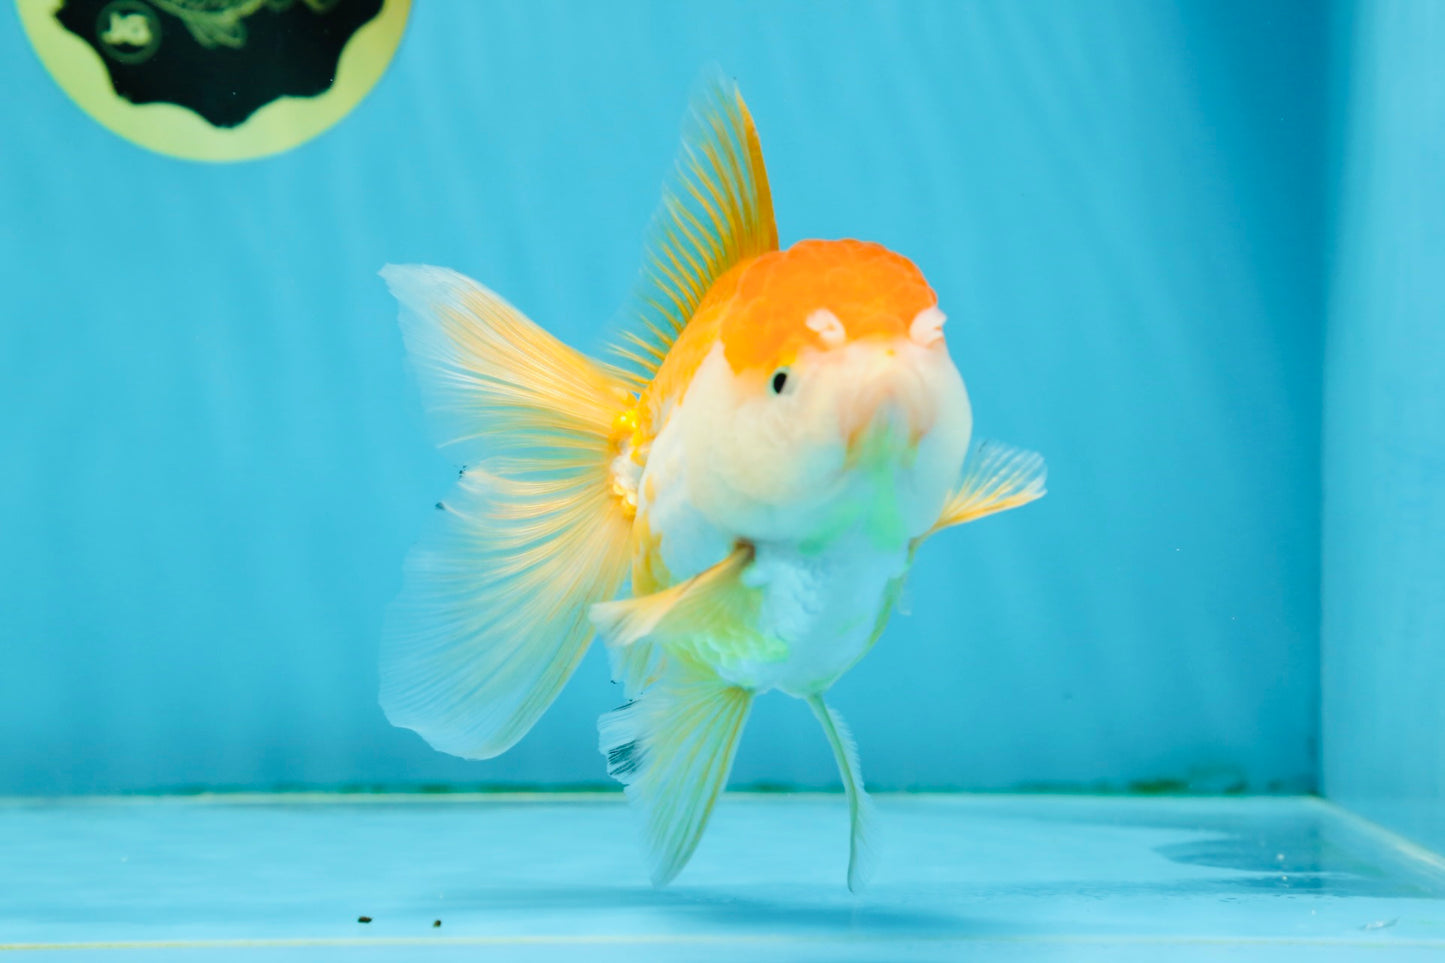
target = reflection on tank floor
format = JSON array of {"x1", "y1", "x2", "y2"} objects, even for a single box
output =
[{"x1": 2, "y1": 794, "x2": 1443, "y2": 959}]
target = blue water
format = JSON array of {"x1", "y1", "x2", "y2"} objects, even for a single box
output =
[
  {"x1": 1, "y1": 0, "x2": 1437, "y2": 867},
  {"x1": 1323, "y1": 1, "x2": 1445, "y2": 856}
]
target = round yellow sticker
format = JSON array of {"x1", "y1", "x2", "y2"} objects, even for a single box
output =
[{"x1": 16, "y1": 0, "x2": 410, "y2": 162}]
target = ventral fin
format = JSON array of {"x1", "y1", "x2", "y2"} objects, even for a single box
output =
[
  {"x1": 807, "y1": 696, "x2": 879, "y2": 893},
  {"x1": 928, "y1": 440, "x2": 1047, "y2": 537},
  {"x1": 609, "y1": 71, "x2": 779, "y2": 387}
]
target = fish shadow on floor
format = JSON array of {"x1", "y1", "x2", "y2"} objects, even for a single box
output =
[{"x1": 437, "y1": 883, "x2": 985, "y2": 936}]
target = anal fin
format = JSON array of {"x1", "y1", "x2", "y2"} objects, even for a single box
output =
[{"x1": 599, "y1": 660, "x2": 753, "y2": 886}]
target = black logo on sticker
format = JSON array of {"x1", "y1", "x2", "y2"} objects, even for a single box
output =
[{"x1": 56, "y1": 0, "x2": 385, "y2": 129}]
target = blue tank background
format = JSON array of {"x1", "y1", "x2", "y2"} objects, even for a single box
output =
[
  {"x1": 0, "y1": 2, "x2": 1329, "y2": 797},
  {"x1": 1323, "y1": 2, "x2": 1445, "y2": 857}
]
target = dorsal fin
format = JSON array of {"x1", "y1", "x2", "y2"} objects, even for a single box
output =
[{"x1": 610, "y1": 73, "x2": 779, "y2": 387}]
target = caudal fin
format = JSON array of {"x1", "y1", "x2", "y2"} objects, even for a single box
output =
[
  {"x1": 380, "y1": 265, "x2": 634, "y2": 760},
  {"x1": 599, "y1": 660, "x2": 753, "y2": 885}
]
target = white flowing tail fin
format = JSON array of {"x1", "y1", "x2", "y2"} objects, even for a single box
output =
[
  {"x1": 598, "y1": 660, "x2": 753, "y2": 886},
  {"x1": 380, "y1": 265, "x2": 634, "y2": 760}
]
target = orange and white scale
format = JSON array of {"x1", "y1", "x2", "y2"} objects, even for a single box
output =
[{"x1": 380, "y1": 77, "x2": 1046, "y2": 891}]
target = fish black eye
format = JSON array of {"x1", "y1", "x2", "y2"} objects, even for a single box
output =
[{"x1": 771, "y1": 369, "x2": 789, "y2": 394}]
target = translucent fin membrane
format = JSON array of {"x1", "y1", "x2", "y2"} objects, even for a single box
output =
[
  {"x1": 590, "y1": 543, "x2": 761, "y2": 699},
  {"x1": 380, "y1": 265, "x2": 633, "y2": 759},
  {"x1": 931, "y1": 440, "x2": 1048, "y2": 534},
  {"x1": 808, "y1": 696, "x2": 879, "y2": 892},
  {"x1": 609, "y1": 72, "x2": 779, "y2": 388},
  {"x1": 599, "y1": 659, "x2": 753, "y2": 886}
]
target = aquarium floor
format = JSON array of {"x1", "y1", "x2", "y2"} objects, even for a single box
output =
[{"x1": 2, "y1": 794, "x2": 1444, "y2": 961}]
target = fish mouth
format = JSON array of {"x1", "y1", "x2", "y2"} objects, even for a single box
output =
[{"x1": 841, "y1": 352, "x2": 936, "y2": 463}]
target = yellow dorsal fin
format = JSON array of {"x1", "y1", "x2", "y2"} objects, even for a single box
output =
[{"x1": 610, "y1": 72, "x2": 779, "y2": 387}]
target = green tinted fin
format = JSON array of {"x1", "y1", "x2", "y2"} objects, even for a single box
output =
[
  {"x1": 807, "y1": 695, "x2": 879, "y2": 892},
  {"x1": 591, "y1": 543, "x2": 782, "y2": 691}
]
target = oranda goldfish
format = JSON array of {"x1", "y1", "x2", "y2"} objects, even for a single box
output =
[{"x1": 380, "y1": 76, "x2": 1045, "y2": 891}]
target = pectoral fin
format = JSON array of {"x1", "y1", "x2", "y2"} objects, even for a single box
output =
[
  {"x1": 591, "y1": 543, "x2": 755, "y2": 650},
  {"x1": 591, "y1": 543, "x2": 774, "y2": 692},
  {"x1": 927, "y1": 440, "x2": 1047, "y2": 537}
]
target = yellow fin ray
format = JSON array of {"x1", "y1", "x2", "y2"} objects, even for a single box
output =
[
  {"x1": 598, "y1": 659, "x2": 753, "y2": 886},
  {"x1": 609, "y1": 73, "x2": 779, "y2": 387},
  {"x1": 929, "y1": 440, "x2": 1048, "y2": 536},
  {"x1": 591, "y1": 544, "x2": 779, "y2": 696},
  {"x1": 591, "y1": 544, "x2": 753, "y2": 648},
  {"x1": 380, "y1": 265, "x2": 633, "y2": 760}
]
